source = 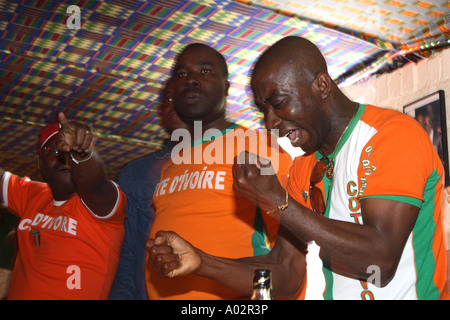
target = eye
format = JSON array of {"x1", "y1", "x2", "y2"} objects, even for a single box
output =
[
  {"x1": 267, "y1": 94, "x2": 288, "y2": 110},
  {"x1": 271, "y1": 99, "x2": 284, "y2": 109},
  {"x1": 201, "y1": 68, "x2": 211, "y2": 74},
  {"x1": 42, "y1": 146, "x2": 60, "y2": 157},
  {"x1": 175, "y1": 71, "x2": 187, "y2": 78},
  {"x1": 257, "y1": 105, "x2": 266, "y2": 114},
  {"x1": 255, "y1": 101, "x2": 269, "y2": 114}
]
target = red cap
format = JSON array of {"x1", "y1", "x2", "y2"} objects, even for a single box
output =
[{"x1": 40, "y1": 122, "x2": 60, "y2": 148}]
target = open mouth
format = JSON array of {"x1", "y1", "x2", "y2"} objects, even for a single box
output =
[{"x1": 285, "y1": 129, "x2": 300, "y2": 145}]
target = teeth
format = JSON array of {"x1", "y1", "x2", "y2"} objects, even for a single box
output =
[
  {"x1": 285, "y1": 129, "x2": 300, "y2": 144},
  {"x1": 285, "y1": 130, "x2": 294, "y2": 138}
]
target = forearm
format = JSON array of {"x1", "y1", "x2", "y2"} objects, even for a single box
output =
[
  {"x1": 278, "y1": 197, "x2": 399, "y2": 285},
  {"x1": 195, "y1": 227, "x2": 307, "y2": 298},
  {"x1": 70, "y1": 151, "x2": 109, "y2": 188},
  {"x1": 70, "y1": 150, "x2": 118, "y2": 216},
  {"x1": 195, "y1": 251, "x2": 268, "y2": 297},
  {"x1": 149, "y1": 229, "x2": 306, "y2": 298}
]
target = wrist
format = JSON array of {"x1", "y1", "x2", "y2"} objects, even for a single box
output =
[
  {"x1": 193, "y1": 247, "x2": 207, "y2": 277},
  {"x1": 266, "y1": 189, "x2": 289, "y2": 218},
  {"x1": 70, "y1": 149, "x2": 93, "y2": 164}
]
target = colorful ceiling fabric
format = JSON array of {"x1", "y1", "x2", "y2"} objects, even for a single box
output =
[
  {"x1": 246, "y1": 0, "x2": 450, "y2": 84},
  {"x1": 248, "y1": 0, "x2": 449, "y2": 44},
  {"x1": 0, "y1": 0, "x2": 448, "y2": 182}
]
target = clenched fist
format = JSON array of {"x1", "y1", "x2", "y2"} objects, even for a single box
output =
[{"x1": 146, "y1": 230, "x2": 202, "y2": 278}]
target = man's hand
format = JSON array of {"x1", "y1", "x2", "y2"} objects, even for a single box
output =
[
  {"x1": 146, "y1": 230, "x2": 202, "y2": 278},
  {"x1": 232, "y1": 150, "x2": 285, "y2": 215},
  {"x1": 56, "y1": 112, "x2": 93, "y2": 154}
]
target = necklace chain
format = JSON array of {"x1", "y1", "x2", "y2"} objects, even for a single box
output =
[
  {"x1": 330, "y1": 108, "x2": 357, "y2": 160},
  {"x1": 323, "y1": 107, "x2": 358, "y2": 179}
]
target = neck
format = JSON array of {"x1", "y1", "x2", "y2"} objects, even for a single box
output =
[
  {"x1": 52, "y1": 190, "x2": 75, "y2": 202},
  {"x1": 186, "y1": 117, "x2": 234, "y2": 136},
  {"x1": 319, "y1": 101, "x2": 359, "y2": 157}
]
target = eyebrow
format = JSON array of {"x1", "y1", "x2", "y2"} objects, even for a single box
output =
[{"x1": 175, "y1": 61, "x2": 215, "y2": 70}]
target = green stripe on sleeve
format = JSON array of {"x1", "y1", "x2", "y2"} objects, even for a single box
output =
[
  {"x1": 412, "y1": 169, "x2": 441, "y2": 299},
  {"x1": 251, "y1": 207, "x2": 271, "y2": 256},
  {"x1": 359, "y1": 195, "x2": 423, "y2": 208}
]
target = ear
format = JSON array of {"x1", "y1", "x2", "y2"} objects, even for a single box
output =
[
  {"x1": 311, "y1": 72, "x2": 331, "y2": 100},
  {"x1": 225, "y1": 80, "x2": 230, "y2": 97}
]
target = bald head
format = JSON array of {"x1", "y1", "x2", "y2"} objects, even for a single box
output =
[
  {"x1": 250, "y1": 36, "x2": 357, "y2": 157},
  {"x1": 253, "y1": 36, "x2": 328, "y2": 85}
]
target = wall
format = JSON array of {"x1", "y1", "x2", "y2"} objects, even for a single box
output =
[{"x1": 341, "y1": 46, "x2": 450, "y2": 249}]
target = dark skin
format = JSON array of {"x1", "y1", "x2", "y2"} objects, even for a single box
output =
[
  {"x1": 159, "y1": 77, "x2": 187, "y2": 134},
  {"x1": 146, "y1": 43, "x2": 306, "y2": 298},
  {"x1": 171, "y1": 43, "x2": 234, "y2": 135},
  {"x1": 146, "y1": 43, "x2": 307, "y2": 298},
  {"x1": 147, "y1": 37, "x2": 419, "y2": 297},
  {"x1": 0, "y1": 112, "x2": 118, "y2": 217},
  {"x1": 245, "y1": 37, "x2": 419, "y2": 285}
]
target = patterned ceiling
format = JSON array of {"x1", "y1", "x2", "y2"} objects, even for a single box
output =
[{"x1": 0, "y1": 0, "x2": 448, "y2": 182}]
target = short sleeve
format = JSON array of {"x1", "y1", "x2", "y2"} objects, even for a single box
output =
[
  {"x1": 2, "y1": 172, "x2": 47, "y2": 217},
  {"x1": 357, "y1": 115, "x2": 441, "y2": 207}
]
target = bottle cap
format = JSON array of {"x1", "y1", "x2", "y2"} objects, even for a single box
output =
[{"x1": 253, "y1": 269, "x2": 271, "y2": 288}]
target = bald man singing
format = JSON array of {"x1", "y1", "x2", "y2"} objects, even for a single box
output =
[{"x1": 147, "y1": 36, "x2": 449, "y2": 300}]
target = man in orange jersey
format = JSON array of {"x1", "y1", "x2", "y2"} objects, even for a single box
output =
[
  {"x1": 148, "y1": 36, "x2": 449, "y2": 300},
  {"x1": 145, "y1": 43, "x2": 305, "y2": 300},
  {"x1": 0, "y1": 113, "x2": 125, "y2": 299}
]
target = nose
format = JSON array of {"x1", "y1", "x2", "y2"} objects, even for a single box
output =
[
  {"x1": 57, "y1": 152, "x2": 68, "y2": 163},
  {"x1": 264, "y1": 108, "x2": 282, "y2": 130},
  {"x1": 183, "y1": 74, "x2": 200, "y2": 88}
]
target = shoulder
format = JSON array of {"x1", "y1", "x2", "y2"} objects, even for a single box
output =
[
  {"x1": 2, "y1": 172, "x2": 51, "y2": 209},
  {"x1": 356, "y1": 105, "x2": 429, "y2": 151},
  {"x1": 5, "y1": 172, "x2": 49, "y2": 193},
  {"x1": 119, "y1": 148, "x2": 170, "y2": 177},
  {"x1": 361, "y1": 105, "x2": 421, "y2": 133}
]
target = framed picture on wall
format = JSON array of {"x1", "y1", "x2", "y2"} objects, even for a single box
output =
[{"x1": 404, "y1": 90, "x2": 449, "y2": 186}]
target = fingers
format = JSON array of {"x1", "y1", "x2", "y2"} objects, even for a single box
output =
[
  {"x1": 232, "y1": 151, "x2": 262, "y2": 207},
  {"x1": 146, "y1": 231, "x2": 181, "y2": 278},
  {"x1": 234, "y1": 151, "x2": 272, "y2": 171},
  {"x1": 58, "y1": 112, "x2": 70, "y2": 129},
  {"x1": 74, "y1": 128, "x2": 92, "y2": 153},
  {"x1": 232, "y1": 151, "x2": 280, "y2": 211},
  {"x1": 145, "y1": 230, "x2": 169, "y2": 249},
  {"x1": 57, "y1": 112, "x2": 73, "y2": 153},
  {"x1": 161, "y1": 230, "x2": 181, "y2": 247},
  {"x1": 57, "y1": 112, "x2": 93, "y2": 153},
  {"x1": 233, "y1": 151, "x2": 273, "y2": 186},
  {"x1": 148, "y1": 242, "x2": 181, "y2": 278},
  {"x1": 146, "y1": 230, "x2": 202, "y2": 278}
]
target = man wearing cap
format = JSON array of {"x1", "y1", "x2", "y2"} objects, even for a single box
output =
[{"x1": 0, "y1": 113, "x2": 126, "y2": 299}]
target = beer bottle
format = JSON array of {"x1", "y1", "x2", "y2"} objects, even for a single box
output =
[{"x1": 250, "y1": 269, "x2": 273, "y2": 300}]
